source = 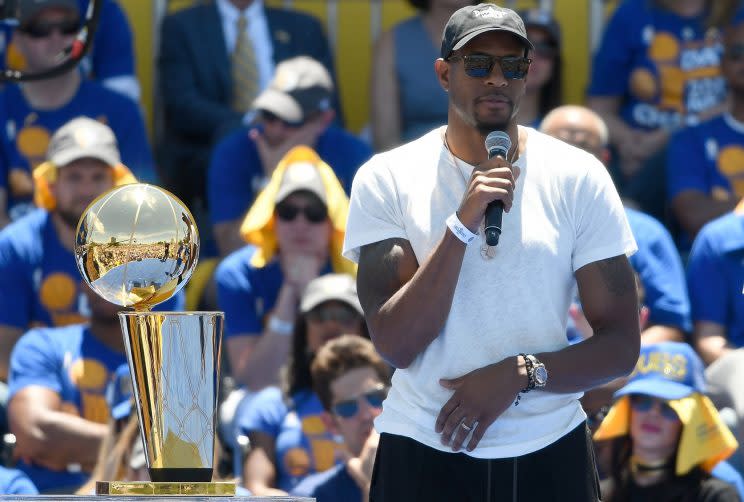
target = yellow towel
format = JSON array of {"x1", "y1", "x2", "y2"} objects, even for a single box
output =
[
  {"x1": 239, "y1": 146, "x2": 355, "y2": 277},
  {"x1": 33, "y1": 161, "x2": 137, "y2": 210},
  {"x1": 594, "y1": 394, "x2": 738, "y2": 475}
]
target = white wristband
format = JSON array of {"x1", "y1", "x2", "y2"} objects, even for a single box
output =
[
  {"x1": 446, "y1": 213, "x2": 477, "y2": 245},
  {"x1": 268, "y1": 316, "x2": 294, "y2": 336}
]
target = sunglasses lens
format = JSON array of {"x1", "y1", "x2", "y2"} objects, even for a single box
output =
[
  {"x1": 463, "y1": 55, "x2": 493, "y2": 78},
  {"x1": 275, "y1": 204, "x2": 299, "y2": 221},
  {"x1": 23, "y1": 20, "x2": 78, "y2": 38},
  {"x1": 304, "y1": 205, "x2": 327, "y2": 223},
  {"x1": 500, "y1": 57, "x2": 529, "y2": 79},
  {"x1": 630, "y1": 395, "x2": 678, "y2": 420},
  {"x1": 333, "y1": 401, "x2": 358, "y2": 418},
  {"x1": 365, "y1": 391, "x2": 386, "y2": 409}
]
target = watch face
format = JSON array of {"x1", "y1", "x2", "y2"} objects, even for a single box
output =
[{"x1": 535, "y1": 366, "x2": 548, "y2": 386}]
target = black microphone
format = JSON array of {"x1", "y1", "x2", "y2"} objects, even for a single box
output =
[{"x1": 484, "y1": 131, "x2": 512, "y2": 246}]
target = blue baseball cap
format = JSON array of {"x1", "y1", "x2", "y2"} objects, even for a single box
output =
[
  {"x1": 614, "y1": 342, "x2": 706, "y2": 401},
  {"x1": 106, "y1": 363, "x2": 133, "y2": 421}
]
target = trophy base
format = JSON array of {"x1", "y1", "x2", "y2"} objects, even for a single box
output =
[
  {"x1": 96, "y1": 480, "x2": 236, "y2": 497},
  {"x1": 150, "y1": 467, "x2": 213, "y2": 482}
]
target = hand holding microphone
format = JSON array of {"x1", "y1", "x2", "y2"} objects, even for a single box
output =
[{"x1": 456, "y1": 131, "x2": 517, "y2": 245}]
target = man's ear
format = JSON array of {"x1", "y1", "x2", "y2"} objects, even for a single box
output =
[
  {"x1": 434, "y1": 58, "x2": 449, "y2": 92},
  {"x1": 320, "y1": 411, "x2": 338, "y2": 435}
]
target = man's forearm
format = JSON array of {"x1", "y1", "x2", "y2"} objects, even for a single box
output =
[
  {"x1": 361, "y1": 230, "x2": 466, "y2": 368},
  {"x1": 22, "y1": 411, "x2": 107, "y2": 471}
]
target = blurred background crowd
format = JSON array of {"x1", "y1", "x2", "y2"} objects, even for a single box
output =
[{"x1": 0, "y1": 0, "x2": 744, "y2": 499}]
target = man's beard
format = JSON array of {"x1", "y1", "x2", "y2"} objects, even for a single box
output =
[
  {"x1": 56, "y1": 207, "x2": 83, "y2": 230},
  {"x1": 474, "y1": 103, "x2": 515, "y2": 136}
]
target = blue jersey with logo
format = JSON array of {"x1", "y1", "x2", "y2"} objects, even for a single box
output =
[
  {"x1": 0, "y1": 209, "x2": 183, "y2": 330},
  {"x1": 215, "y1": 245, "x2": 332, "y2": 338},
  {"x1": 291, "y1": 463, "x2": 358, "y2": 502},
  {"x1": 236, "y1": 387, "x2": 341, "y2": 493},
  {"x1": 207, "y1": 125, "x2": 371, "y2": 225},
  {"x1": 8, "y1": 323, "x2": 128, "y2": 492},
  {"x1": 667, "y1": 114, "x2": 744, "y2": 202},
  {"x1": 0, "y1": 0, "x2": 135, "y2": 84},
  {"x1": 588, "y1": 0, "x2": 725, "y2": 131},
  {"x1": 0, "y1": 80, "x2": 154, "y2": 219},
  {"x1": 686, "y1": 210, "x2": 744, "y2": 347}
]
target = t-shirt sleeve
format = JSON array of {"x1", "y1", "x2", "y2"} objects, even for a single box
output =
[
  {"x1": 587, "y1": 2, "x2": 638, "y2": 97},
  {"x1": 235, "y1": 387, "x2": 286, "y2": 438},
  {"x1": 666, "y1": 127, "x2": 710, "y2": 200},
  {"x1": 572, "y1": 156, "x2": 637, "y2": 271},
  {"x1": 687, "y1": 226, "x2": 727, "y2": 325},
  {"x1": 8, "y1": 329, "x2": 61, "y2": 399},
  {"x1": 629, "y1": 215, "x2": 691, "y2": 331},
  {"x1": 0, "y1": 235, "x2": 32, "y2": 329},
  {"x1": 215, "y1": 253, "x2": 262, "y2": 337},
  {"x1": 3, "y1": 469, "x2": 38, "y2": 495},
  {"x1": 342, "y1": 157, "x2": 409, "y2": 263}
]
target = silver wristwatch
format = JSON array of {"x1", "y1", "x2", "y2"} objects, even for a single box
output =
[{"x1": 526, "y1": 354, "x2": 548, "y2": 388}]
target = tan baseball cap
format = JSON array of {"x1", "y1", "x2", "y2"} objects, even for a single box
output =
[
  {"x1": 47, "y1": 116, "x2": 121, "y2": 168},
  {"x1": 275, "y1": 160, "x2": 327, "y2": 205},
  {"x1": 300, "y1": 274, "x2": 363, "y2": 315}
]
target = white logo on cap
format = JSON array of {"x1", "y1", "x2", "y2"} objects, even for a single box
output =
[
  {"x1": 285, "y1": 162, "x2": 319, "y2": 183},
  {"x1": 274, "y1": 68, "x2": 300, "y2": 92},
  {"x1": 472, "y1": 6, "x2": 504, "y2": 19}
]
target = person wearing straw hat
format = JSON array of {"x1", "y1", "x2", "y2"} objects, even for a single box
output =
[
  {"x1": 594, "y1": 342, "x2": 741, "y2": 501},
  {"x1": 215, "y1": 145, "x2": 355, "y2": 394}
]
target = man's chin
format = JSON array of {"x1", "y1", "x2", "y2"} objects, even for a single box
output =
[{"x1": 57, "y1": 209, "x2": 84, "y2": 229}]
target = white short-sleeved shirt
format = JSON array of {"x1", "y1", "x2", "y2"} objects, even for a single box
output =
[{"x1": 343, "y1": 126, "x2": 637, "y2": 458}]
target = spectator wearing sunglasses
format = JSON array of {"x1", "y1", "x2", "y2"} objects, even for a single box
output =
[
  {"x1": 290, "y1": 335, "x2": 390, "y2": 502},
  {"x1": 234, "y1": 275, "x2": 368, "y2": 496},
  {"x1": 587, "y1": 0, "x2": 741, "y2": 223},
  {"x1": 594, "y1": 342, "x2": 743, "y2": 501},
  {"x1": 666, "y1": 13, "x2": 744, "y2": 249},
  {"x1": 515, "y1": 9, "x2": 563, "y2": 129},
  {"x1": 344, "y1": 4, "x2": 639, "y2": 501},
  {"x1": 370, "y1": 0, "x2": 478, "y2": 152},
  {"x1": 209, "y1": 56, "x2": 371, "y2": 257},
  {"x1": 0, "y1": 0, "x2": 155, "y2": 223},
  {"x1": 215, "y1": 145, "x2": 356, "y2": 396},
  {"x1": 0, "y1": 0, "x2": 141, "y2": 102}
]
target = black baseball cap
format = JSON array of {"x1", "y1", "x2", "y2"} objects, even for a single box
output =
[{"x1": 441, "y1": 3, "x2": 534, "y2": 59}]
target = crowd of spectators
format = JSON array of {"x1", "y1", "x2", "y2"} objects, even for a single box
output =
[{"x1": 0, "y1": 0, "x2": 743, "y2": 499}]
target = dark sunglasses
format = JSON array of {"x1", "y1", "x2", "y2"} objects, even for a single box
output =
[
  {"x1": 630, "y1": 394, "x2": 678, "y2": 421},
  {"x1": 306, "y1": 305, "x2": 360, "y2": 325},
  {"x1": 447, "y1": 54, "x2": 531, "y2": 80},
  {"x1": 725, "y1": 44, "x2": 744, "y2": 62},
  {"x1": 332, "y1": 384, "x2": 388, "y2": 418},
  {"x1": 260, "y1": 110, "x2": 304, "y2": 128},
  {"x1": 275, "y1": 202, "x2": 327, "y2": 223},
  {"x1": 20, "y1": 19, "x2": 79, "y2": 38}
]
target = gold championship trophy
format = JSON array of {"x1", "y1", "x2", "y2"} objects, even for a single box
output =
[{"x1": 74, "y1": 183, "x2": 235, "y2": 497}]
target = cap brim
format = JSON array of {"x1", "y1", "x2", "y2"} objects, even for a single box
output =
[
  {"x1": 52, "y1": 150, "x2": 119, "y2": 168},
  {"x1": 300, "y1": 294, "x2": 363, "y2": 316},
  {"x1": 614, "y1": 379, "x2": 694, "y2": 401},
  {"x1": 452, "y1": 26, "x2": 534, "y2": 53},
  {"x1": 253, "y1": 89, "x2": 303, "y2": 123}
]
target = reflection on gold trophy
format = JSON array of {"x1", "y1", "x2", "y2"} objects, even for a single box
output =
[{"x1": 74, "y1": 183, "x2": 234, "y2": 496}]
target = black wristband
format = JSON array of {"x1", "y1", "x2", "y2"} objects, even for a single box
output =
[{"x1": 519, "y1": 353, "x2": 535, "y2": 393}]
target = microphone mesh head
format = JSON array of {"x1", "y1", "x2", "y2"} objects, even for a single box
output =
[{"x1": 485, "y1": 131, "x2": 512, "y2": 158}]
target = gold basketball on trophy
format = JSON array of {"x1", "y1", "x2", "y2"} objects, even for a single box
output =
[{"x1": 74, "y1": 183, "x2": 199, "y2": 310}]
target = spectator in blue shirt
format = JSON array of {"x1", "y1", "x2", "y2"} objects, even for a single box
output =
[
  {"x1": 0, "y1": 466, "x2": 38, "y2": 495},
  {"x1": 541, "y1": 105, "x2": 691, "y2": 343},
  {"x1": 291, "y1": 335, "x2": 391, "y2": 502},
  {"x1": 667, "y1": 13, "x2": 744, "y2": 244},
  {"x1": 209, "y1": 56, "x2": 372, "y2": 256}
]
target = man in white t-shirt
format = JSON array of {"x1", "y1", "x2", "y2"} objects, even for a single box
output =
[{"x1": 343, "y1": 4, "x2": 640, "y2": 501}]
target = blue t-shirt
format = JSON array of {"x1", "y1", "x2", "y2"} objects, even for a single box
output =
[
  {"x1": 290, "y1": 463, "x2": 358, "y2": 502},
  {"x1": 0, "y1": 0, "x2": 135, "y2": 84},
  {"x1": 207, "y1": 125, "x2": 371, "y2": 225},
  {"x1": 0, "y1": 80, "x2": 154, "y2": 218},
  {"x1": 712, "y1": 460, "x2": 744, "y2": 501},
  {"x1": 0, "y1": 466, "x2": 38, "y2": 495},
  {"x1": 667, "y1": 114, "x2": 744, "y2": 202},
  {"x1": 8, "y1": 324, "x2": 128, "y2": 492},
  {"x1": 236, "y1": 387, "x2": 341, "y2": 493},
  {"x1": 215, "y1": 245, "x2": 331, "y2": 338},
  {"x1": 626, "y1": 207, "x2": 691, "y2": 332},
  {"x1": 0, "y1": 209, "x2": 183, "y2": 330},
  {"x1": 686, "y1": 211, "x2": 744, "y2": 347},
  {"x1": 588, "y1": 0, "x2": 725, "y2": 131}
]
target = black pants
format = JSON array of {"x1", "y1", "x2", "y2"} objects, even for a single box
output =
[{"x1": 369, "y1": 422, "x2": 601, "y2": 502}]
